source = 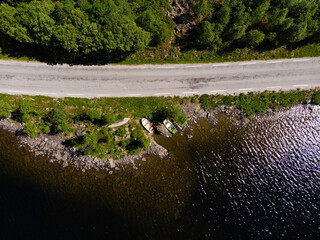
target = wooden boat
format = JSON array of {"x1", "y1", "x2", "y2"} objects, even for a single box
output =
[
  {"x1": 141, "y1": 118, "x2": 153, "y2": 133},
  {"x1": 163, "y1": 119, "x2": 177, "y2": 134}
]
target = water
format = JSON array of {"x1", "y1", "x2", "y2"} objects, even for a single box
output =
[{"x1": 1, "y1": 105, "x2": 320, "y2": 239}]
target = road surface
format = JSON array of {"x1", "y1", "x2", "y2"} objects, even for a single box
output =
[{"x1": 0, "y1": 57, "x2": 319, "y2": 98}]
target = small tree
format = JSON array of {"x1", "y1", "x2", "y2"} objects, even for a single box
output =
[{"x1": 0, "y1": 100, "x2": 12, "y2": 118}]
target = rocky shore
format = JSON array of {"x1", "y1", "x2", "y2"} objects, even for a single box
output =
[
  {"x1": 0, "y1": 117, "x2": 168, "y2": 173},
  {"x1": 1, "y1": 103, "x2": 318, "y2": 173}
]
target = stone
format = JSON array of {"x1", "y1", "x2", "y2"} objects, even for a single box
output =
[
  {"x1": 75, "y1": 128, "x2": 86, "y2": 137},
  {"x1": 154, "y1": 122, "x2": 172, "y2": 137},
  {"x1": 109, "y1": 158, "x2": 115, "y2": 168},
  {"x1": 186, "y1": 134, "x2": 193, "y2": 139}
]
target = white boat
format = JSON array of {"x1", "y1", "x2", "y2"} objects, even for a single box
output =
[{"x1": 140, "y1": 118, "x2": 153, "y2": 133}]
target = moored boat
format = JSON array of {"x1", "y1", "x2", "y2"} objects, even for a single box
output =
[
  {"x1": 163, "y1": 119, "x2": 177, "y2": 134},
  {"x1": 141, "y1": 118, "x2": 154, "y2": 133}
]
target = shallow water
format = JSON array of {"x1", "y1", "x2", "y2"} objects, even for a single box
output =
[{"x1": 1, "y1": 105, "x2": 320, "y2": 239}]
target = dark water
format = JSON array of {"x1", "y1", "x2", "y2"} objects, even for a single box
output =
[{"x1": 1, "y1": 105, "x2": 320, "y2": 239}]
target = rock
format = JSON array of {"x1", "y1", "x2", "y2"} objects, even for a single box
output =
[
  {"x1": 239, "y1": 117, "x2": 250, "y2": 127},
  {"x1": 109, "y1": 158, "x2": 115, "y2": 168},
  {"x1": 148, "y1": 139, "x2": 168, "y2": 158},
  {"x1": 186, "y1": 134, "x2": 193, "y2": 139},
  {"x1": 154, "y1": 122, "x2": 172, "y2": 137},
  {"x1": 62, "y1": 161, "x2": 68, "y2": 168},
  {"x1": 75, "y1": 128, "x2": 86, "y2": 137}
]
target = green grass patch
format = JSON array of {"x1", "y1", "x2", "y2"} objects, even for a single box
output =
[{"x1": 199, "y1": 89, "x2": 314, "y2": 117}]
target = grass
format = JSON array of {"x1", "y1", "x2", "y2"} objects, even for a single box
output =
[
  {"x1": 119, "y1": 43, "x2": 320, "y2": 65},
  {"x1": 199, "y1": 89, "x2": 320, "y2": 117}
]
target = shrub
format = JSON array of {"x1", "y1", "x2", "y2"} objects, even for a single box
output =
[
  {"x1": 16, "y1": 100, "x2": 36, "y2": 122},
  {"x1": 115, "y1": 126, "x2": 126, "y2": 137},
  {"x1": 104, "y1": 112, "x2": 116, "y2": 125},
  {"x1": 313, "y1": 91, "x2": 320, "y2": 105},
  {"x1": 82, "y1": 131, "x2": 105, "y2": 157},
  {"x1": 47, "y1": 105, "x2": 69, "y2": 133},
  {"x1": 24, "y1": 122, "x2": 39, "y2": 138},
  {"x1": 221, "y1": 95, "x2": 234, "y2": 106},
  {"x1": 199, "y1": 94, "x2": 212, "y2": 111},
  {"x1": 0, "y1": 100, "x2": 12, "y2": 118},
  {"x1": 18, "y1": 100, "x2": 36, "y2": 115},
  {"x1": 101, "y1": 127, "x2": 113, "y2": 143},
  {"x1": 87, "y1": 108, "x2": 101, "y2": 121},
  {"x1": 38, "y1": 118, "x2": 51, "y2": 134}
]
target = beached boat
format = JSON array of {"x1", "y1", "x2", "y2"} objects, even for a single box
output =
[
  {"x1": 163, "y1": 119, "x2": 177, "y2": 134},
  {"x1": 141, "y1": 118, "x2": 154, "y2": 133}
]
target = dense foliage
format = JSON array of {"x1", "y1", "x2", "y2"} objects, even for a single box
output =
[
  {"x1": 1, "y1": 0, "x2": 319, "y2": 63},
  {"x1": 0, "y1": 0, "x2": 173, "y2": 62},
  {"x1": 194, "y1": 0, "x2": 320, "y2": 50}
]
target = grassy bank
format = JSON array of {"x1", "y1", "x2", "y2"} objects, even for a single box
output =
[
  {"x1": 120, "y1": 43, "x2": 320, "y2": 65},
  {"x1": 0, "y1": 89, "x2": 319, "y2": 160},
  {"x1": 199, "y1": 89, "x2": 320, "y2": 117},
  {"x1": 1, "y1": 42, "x2": 320, "y2": 65}
]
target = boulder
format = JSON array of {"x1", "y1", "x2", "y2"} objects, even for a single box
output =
[
  {"x1": 75, "y1": 128, "x2": 86, "y2": 137},
  {"x1": 154, "y1": 122, "x2": 172, "y2": 137}
]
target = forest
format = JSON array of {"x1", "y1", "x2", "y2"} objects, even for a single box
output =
[{"x1": 0, "y1": 0, "x2": 319, "y2": 64}]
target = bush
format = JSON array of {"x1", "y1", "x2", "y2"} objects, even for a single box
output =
[
  {"x1": 48, "y1": 105, "x2": 69, "y2": 133},
  {"x1": 17, "y1": 100, "x2": 36, "y2": 122},
  {"x1": 221, "y1": 95, "x2": 234, "y2": 106},
  {"x1": 87, "y1": 108, "x2": 101, "y2": 121},
  {"x1": 199, "y1": 94, "x2": 213, "y2": 111},
  {"x1": 82, "y1": 131, "x2": 105, "y2": 157},
  {"x1": 24, "y1": 122, "x2": 39, "y2": 138},
  {"x1": 104, "y1": 112, "x2": 116, "y2": 125},
  {"x1": 0, "y1": 100, "x2": 12, "y2": 118},
  {"x1": 313, "y1": 91, "x2": 320, "y2": 105},
  {"x1": 115, "y1": 126, "x2": 126, "y2": 137},
  {"x1": 152, "y1": 104, "x2": 185, "y2": 123}
]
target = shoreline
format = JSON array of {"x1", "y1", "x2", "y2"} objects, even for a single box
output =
[
  {"x1": 0, "y1": 88, "x2": 319, "y2": 172},
  {"x1": 0, "y1": 117, "x2": 169, "y2": 173}
]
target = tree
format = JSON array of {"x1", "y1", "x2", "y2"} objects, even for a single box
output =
[
  {"x1": 215, "y1": 4, "x2": 231, "y2": 27},
  {"x1": 136, "y1": 10, "x2": 170, "y2": 45},
  {"x1": 196, "y1": 21, "x2": 222, "y2": 50},
  {"x1": 251, "y1": 1, "x2": 270, "y2": 24},
  {"x1": 224, "y1": 3, "x2": 250, "y2": 41},
  {"x1": 15, "y1": 1, "x2": 55, "y2": 45},
  {"x1": 102, "y1": 12, "x2": 151, "y2": 52},
  {"x1": 242, "y1": 29, "x2": 265, "y2": 47}
]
